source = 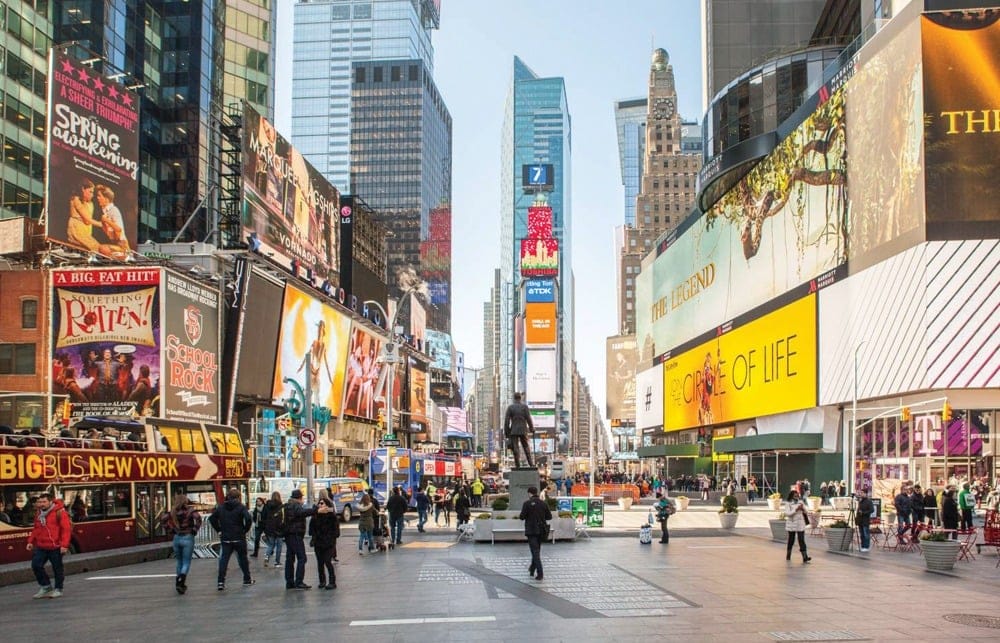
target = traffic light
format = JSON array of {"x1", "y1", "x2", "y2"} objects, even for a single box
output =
[
  {"x1": 901, "y1": 406, "x2": 911, "y2": 422},
  {"x1": 377, "y1": 410, "x2": 385, "y2": 430},
  {"x1": 312, "y1": 449, "x2": 324, "y2": 465},
  {"x1": 942, "y1": 401, "x2": 953, "y2": 423}
]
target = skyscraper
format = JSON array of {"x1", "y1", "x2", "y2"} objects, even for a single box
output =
[
  {"x1": 500, "y1": 56, "x2": 573, "y2": 452},
  {"x1": 221, "y1": 0, "x2": 278, "y2": 120},
  {"x1": 614, "y1": 98, "x2": 647, "y2": 228}
]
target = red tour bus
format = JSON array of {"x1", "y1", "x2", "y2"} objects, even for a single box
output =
[{"x1": 0, "y1": 417, "x2": 248, "y2": 564}]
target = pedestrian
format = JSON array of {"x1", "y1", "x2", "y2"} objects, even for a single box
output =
[
  {"x1": 442, "y1": 487, "x2": 453, "y2": 527},
  {"x1": 909, "y1": 484, "x2": 925, "y2": 537},
  {"x1": 519, "y1": 486, "x2": 552, "y2": 581},
  {"x1": 358, "y1": 492, "x2": 375, "y2": 554},
  {"x1": 251, "y1": 497, "x2": 265, "y2": 558},
  {"x1": 923, "y1": 487, "x2": 938, "y2": 526},
  {"x1": 386, "y1": 486, "x2": 408, "y2": 545},
  {"x1": 654, "y1": 493, "x2": 676, "y2": 544},
  {"x1": 433, "y1": 486, "x2": 445, "y2": 526},
  {"x1": 261, "y1": 491, "x2": 283, "y2": 567},
  {"x1": 958, "y1": 482, "x2": 975, "y2": 530},
  {"x1": 455, "y1": 489, "x2": 472, "y2": 529},
  {"x1": 784, "y1": 489, "x2": 811, "y2": 563},
  {"x1": 415, "y1": 486, "x2": 430, "y2": 532},
  {"x1": 855, "y1": 489, "x2": 874, "y2": 552},
  {"x1": 283, "y1": 489, "x2": 331, "y2": 589},
  {"x1": 27, "y1": 492, "x2": 72, "y2": 599},
  {"x1": 471, "y1": 477, "x2": 485, "y2": 508},
  {"x1": 308, "y1": 490, "x2": 339, "y2": 590},
  {"x1": 893, "y1": 484, "x2": 912, "y2": 539},
  {"x1": 503, "y1": 392, "x2": 535, "y2": 468},
  {"x1": 942, "y1": 488, "x2": 960, "y2": 539},
  {"x1": 208, "y1": 488, "x2": 254, "y2": 591},
  {"x1": 158, "y1": 493, "x2": 202, "y2": 594}
]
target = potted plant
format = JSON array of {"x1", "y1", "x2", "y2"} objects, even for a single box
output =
[
  {"x1": 920, "y1": 532, "x2": 962, "y2": 571},
  {"x1": 675, "y1": 495, "x2": 690, "y2": 511},
  {"x1": 550, "y1": 510, "x2": 576, "y2": 540},
  {"x1": 769, "y1": 512, "x2": 787, "y2": 542},
  {"x1": 491, "y1": 495, "x2": 509, "y2": 511},
  {"x1": 617, "y1": 495, "x2": 633, "y2": 511},
  {"x1": 767, "y1": 493, "x2": 783, "y2": 511},
  {"x1": 807, "y1": 496, "x2": 822, "y2": 511},
  {"x1": 825, "y1": 519, "x2": 853, "y2": 551},
  {"x1": 718, "y1": 494, "x2": 739, "y2": 528}
]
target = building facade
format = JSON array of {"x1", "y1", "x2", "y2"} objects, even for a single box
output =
[
  {"x1": 613, "y1": 97, "x2": 647, "y2": 228},
  {"x1": 221, "y1": 0, "x2": 277, "y2": 120}
]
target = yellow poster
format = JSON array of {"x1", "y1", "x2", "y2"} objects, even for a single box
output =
[{"x1": 663, "y1": 294, "x2": 816, "y2": 431}]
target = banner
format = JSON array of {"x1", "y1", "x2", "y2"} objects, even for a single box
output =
[
  {"x1": 272, "y1": 285, "x2": 352, "y2": 417},
  {"x1": 606, "y1": 335, "x2": 637, "y2": 421},
  {"x1": 527, "y1": 205, "x2": 553, "y2": 238},
  {"x1": 343, "y1": 324, "x2": 388, "y2": 421},
  {"x1": 163, "y1": 271, "x2": 220, "y2": 422},
  {"x1": 635, "y1": 364, "x2": 663, "y2": 430},
  {"x1": 525, "y1": 349, "x2": 557, "y2": 406},
  {"x1": 663, "y1": 294, "x2": 817, "y2": 431},
  {"x1": 525, "y1": 303, "x2": 557, "y2": 345},
  {"x1": 530, "y1": 408, "x2": 556, "y2": 429},
  {"x1": 0, "y1": 448, "x2": 245, "y2": 484},
  {"x1": 51, "y1": 268, "x2": 161, "y2": 420},
  {"x1": 45, "y1": 51, "x2": 139, "y2": 259},
  {"x1": 242, "y1": 104, "x2": 338, "y2": 278},
  {"x1": 520, "y1": 238, "x2": 559, "y2": 277},
  {"x1": 407, "y1": 358, "x2": 428, "y2": 431}
]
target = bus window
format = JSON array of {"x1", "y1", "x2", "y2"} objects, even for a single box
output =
[
  {"x1": 0, "y1": 486, "x2": 48, "y2": 528},
  {"x1": 207, "y1": 426, "x2": 244, "y2": 456},
  {"x1": 59, "y1": 485, "x2": 131, "y2": 521},
  {"x1": 172, "y1": 482, "x2": 218, "y2": 512},
  {"x1": 158, "y1": 426, "x2": 207, "y2": 453}
]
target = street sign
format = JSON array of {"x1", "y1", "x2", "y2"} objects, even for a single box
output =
[
  {"x1": 382, "y1": 434, "x2": 396, "y2": 441},
  {"x1": 298, "y1": 427, "x2": 316, "y2": 447},
  {"x1": 379, "y1": 439, "x2": 400, "y2": 447}
]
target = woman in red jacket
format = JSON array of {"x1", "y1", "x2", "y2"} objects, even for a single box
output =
[{"x1": 27, "y1": 493, "x2": 72, "y2": 599}]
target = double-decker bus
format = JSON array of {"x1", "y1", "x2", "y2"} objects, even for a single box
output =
[
  {"x1": 0, "y1": 417, "x2": 248, "y2": 564},
  {"x1": 369, "y1": 448, "x2": 422, "y2": 505}
]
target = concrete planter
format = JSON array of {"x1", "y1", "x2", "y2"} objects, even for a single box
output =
[
  {"x1": 767, "y1": 498, "x2": 782, "y2": 511},
  {"x1": 769, "y1": 519, "x2": 788, "y2": 542},
  {"x1": 825, "y1": 527, "x2": 853, "y2": 552},
  {"x1": 719, "y1": 512, "x2": 739, "y2": 529},
  {"x1": 675, "y1": 497, "x2": 690, "y2": 511},
  {"x1": 830, "y1": 496, "x2": 853, "y2": 511},
  {"x1": 921, "y1": 540, "x2": 961, "y2": 571},
  {"x1": 550, "y1": 517, "x2": 576, "y2": 541},
  {"x1": 807, "y1": 497, "x2": 821, "y2": 511},
  {"x1": 617, "y1": 497, "x2": 633, "y2": 511}
]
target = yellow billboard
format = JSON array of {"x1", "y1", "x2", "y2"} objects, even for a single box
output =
[{"x1": 663, "y1": 295, "x2": 816, "y2": 431}]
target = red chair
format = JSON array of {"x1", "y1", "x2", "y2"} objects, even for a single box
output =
[{"x1": 957, "y1": 528, "x2": 978, "y2": 562}]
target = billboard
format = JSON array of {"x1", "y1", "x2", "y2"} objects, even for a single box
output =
[
  {"x1": 272, "y1": 285, "x2": 352, "y2": 417},
  {"x1": 242, "y1": 104, "x2": 338, "y2": 278},
  {"x1": 232, "y1": 269, "x2": 283, "y2": 401},
  {"x1": 525, "y1": 278, "x2": 555, "y2": 303},
  {"x1": 342, "y1": 324, "x2": 390, "y2": 421},
  {"x1": 45, "y1": 51, "x2": 139, "y2": 259},
  {"x1": 525, "y1": 303, "x2": 557, "y2": 345},
  {"x1": 922, "y1": 12, "x2": 1000, "y2": 239},
  {"x1": 51, "y1": 268, "x2": 161, "y2": 420},
  {"x1": 635, "y1": 364, "x2": 664, "y2": 430},
  {"x1": 407, "y1": 357, "x2": 428, "y2": 431},
  {"x1": 520, "y1": 238, "x2": 559, "y2": 277},
  {"x1": 530, "y1": 408, "x2": 556, "y2": 429},
  {"x1": 523, "y1": 165, "x2": 555, "y2": 191},
  {"x1": 425, "y1": 329, "x2": 454, "y2": 373},
  {"x1": 527, "y1": 205, "x2": 553, "y2": 238},
  {"x1": 163, "y1": 271, "x2": 220, "y2": 423},
  {"x1": 663, "y1": 294, "x2": 817, "y2": 431},
  {"x1": 525, "y1": 349, "x2": 557, "y2": 406},
  {"x1": 606, "y1": 335, "x2": 637, "y2": 421}
]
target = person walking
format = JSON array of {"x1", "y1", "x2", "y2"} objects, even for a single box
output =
[
  {"x1": 414, "y1": 486, "x2": 430, "y2": 533},
  {"x1": 357, "y1": 492, "x2": 375, "y2": 554},
  {"x1": 942, "y1": 488, "x2": 960, "y2": 539},
  {"x1": 251, "y1": 497, "x2": 265, "y2": 558},
  {"x1": 784, "y1": 489, "x2": 811, "y2": 564},
  {"x1": 159, "y1": 494, "x2": 202, "y2": 594},
  {"x1": 923, "y1": 487, "x2": 938, "y2": 526},
  {"x1": 308, "y1": 491, "x2": 340, "y2": 590},
  {"x1": 909, "y1": 484, "x2": 925, "y2": 537},
  {"x1": 958, "y1": 482, "x2": 976, "y2": 531},
  {"x1": 519, "y1": 486, "x2": 552, "y2": 581},
  {"x1": 654, "y1": 493, "x2": 676, "y2": 544},
  {"x1": 893, "y1": 484, "x2": 912, "y2": 539},
  {"x1": 386, "y1": 486, "x2": 408, "y2": 545},
  {"x1": 27, "y1": 492, "x2": 72, "y2": 599},
  {"x1": 454, "y1": 489, "x2": 472, "y2": 530},
  {"x1": 855, "y1": 489, "x2": 874, "y2": 552},
  {"x1": 503, "y1": 392, "x2": 535, "y2": 468},
  {"x1": 283, "y1": 489, "x2": 329, "y2": 589},
  {"x1": 208, "y1": 488, "x2": 255, "y2": 591},
  {"x1": 261, "y1": 491, "x2": 283, "y2": 567},
  {"x1": 471, "y1": 477, "x2": 485, "y2": 508}
]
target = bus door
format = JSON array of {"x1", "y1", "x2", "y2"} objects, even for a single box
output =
[{"x1": 135, "y1": 482, "x2": 168, "y2": 542}]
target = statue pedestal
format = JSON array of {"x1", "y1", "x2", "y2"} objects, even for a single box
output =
[{"x1": 508, "y1": 468, "x2": 540, "y2": 510}]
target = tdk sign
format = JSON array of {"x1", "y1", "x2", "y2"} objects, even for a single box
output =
[{"x1": 525, "y1": 278, "x2": 555, "y2": 303}]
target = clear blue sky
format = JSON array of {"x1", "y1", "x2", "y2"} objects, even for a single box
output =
[{"x1": 275, "y1": 1, "x2": 703, "y2": 421}]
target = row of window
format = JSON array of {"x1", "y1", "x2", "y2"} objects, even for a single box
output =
[
  {"x1": 3, "y1": 4, "x2": 52, "y2": 56},
  {"x1": 2, "y1": 135, "x2": 45, "y2": 181},
  {"x1": 0, "y1": 343, "x2": 35, "y2": 375},
  {"x1": 355, "y1": 64, "x2": 420, "y2": 84},
  {"x1": 1, "y1": 90, "x2": 45, "y2": 140},
  {"x1": 3, "y1": 47, "x2": 47, "y2": 99},
  {"x1": 0, "y1": 180, "x2": 43, "y2": 218}
]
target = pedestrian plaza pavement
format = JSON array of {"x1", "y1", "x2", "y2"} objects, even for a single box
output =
[{"x1": 5, "y1": 514, "x2": 1000, "y2": 643}]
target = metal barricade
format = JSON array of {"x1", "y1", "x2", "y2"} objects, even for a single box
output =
[{"x1": 193, "y1": 519, "x2": 220, "y2": 559}]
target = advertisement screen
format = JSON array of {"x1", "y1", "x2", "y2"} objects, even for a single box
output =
[
  {"x1": 51, "y1": 268, "x2": 161, "y2": 420},
  {"x1": 525, "y1": 349, "x2": 557, "y2": 406},
  {"x1": 407, "y1": 358, "x2": 428, "y2": 431},
  {"x1": 922, "y1": 12, "x2": 1000, "y2": 239},
  {"x1": 530, "y1": 408, "x2": 556, "y2": 430},
  {"x1": 525, "y1": 303, "x2": 557, "y2": 345},
  {"x1": 527, "y1": 205, "x2": 553, "y2": 238},
  {"x1": 234, "y1": 271, "x2": 283, "y2": 400},
  {"x1": 635, "y1": 364, "x2": 664, "y2": 429},
  {"x1": 242, "y1": 105, "x2": 338, "y2": 277},
  {"x1": 520, "y1": 238, "x2": 559, "y2": 277},
  {"x1": 525, "y1": 278, "x2": 555, "y2": 303},
  {"x1": 342, "y1": 324, "x2": 389, "y2": 421},
  {"x1": 163, "y1": 271, "x2": 220, "y2": 423},
  {"x1": 45, "y1": 51, "x2": 139, "y2": 259},
  {"x1": 606, "y1": 335, "x2": 637, "y2": 421},
  {"x1": 272, "y1": 285, "x2": 352, "y2": 417},
  {"x1": 663, "y1": 294, "x2": 817, "y2": 431},
  {"x1": 425, "y1": 330, "x2": 454, "y2": 373}
]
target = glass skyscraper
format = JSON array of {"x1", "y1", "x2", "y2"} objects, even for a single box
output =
[{"x1": 614, "y1": 98, "x2": 646, "y2": 228}]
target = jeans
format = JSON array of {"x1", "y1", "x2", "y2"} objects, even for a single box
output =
[
  {"x1": 658, "y1": 519, "x2": 669, "y2": 543},
  {"x1": 265, "y1": 534, "x2": 283, "y2": 563},
  {"x1": 358, "y1": 527, "x2": 373, "y2": 551},
  {"x1": 857, "y1": 522, "x2": 871, "y2": 549},
  {"x1": 527, "y1": 535, "x2": 544, "y2": 577},
  {"x1": 252, "y1": 526, "x2": 263, "y2": 556},
  {"x1": 896, "y1": 510, "x2": 911, "y2": 536},
  {"x1": 390, "y1": 515, "x2": 404, "y2": 543},
  {"x1": 961, "y1": 508, "x2": 974, "y2": 531},
  {"x1": 315, "y1": 545, "x2": 335, "y2": 586},
  {"x1": 218, "y1": 540, "x2": 251, "y2": 584},
  {"x1": 417, "y1": 507, "x2": 428, "y2": 531},
  {"x1": 284, "y1": 534, "x2": 307, "y2": 586},
  {"x1": 31, "y1": 547, "x2": 64, "y2": 590},
  {"x1": 434, "y1": 504, "x2": 443, "y2": 524},
  {"x1": 173, "y1": 534, "x2": 195, "y2": 576},
  {"x1": 786, "y1": 530, "x2": 808, "y2": 560}
]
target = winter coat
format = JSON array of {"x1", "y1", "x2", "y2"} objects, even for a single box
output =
[
  {"x1": 308, "y1": 502, "x2": 340, "y2": 548},
  {"x1": 942, "y1": 495, "x2": 960, "y2": 529},
  {"x1": 261, "y1": 499, "x2": 283, "y2": 537},
  {"x1": 855, "y1": 497, "x2": 874, "y2": 526},
  {"x1": 160, "y1": 504, "x2": 202, "y2": 536},
  {"x1": 28, "y1": 500, "x2": 72, "y2": 550},
  {"x1": 358, "y1": 501, "x2": 375, "y2": 531},
  {"x1": 784, "y1": 500, "x2": 808, "y2": 532},
  {"x1": 518, "y1": 496, "x2": 552, "y2": 536},
  {"x1": 209, "y1": 498, "x2": 252, "y2": 542},
  {"x1": 281, "y1": 500, "x2": 317, "y2": 537},
  {"x1": 386, "y1": 493, "x2": 408, "y2": 519},
  {"x1": 455, "y1": 494, "x2": 471, "y2": 520}
]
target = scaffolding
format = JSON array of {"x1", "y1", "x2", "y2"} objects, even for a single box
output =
[{"x1": 217, "y1": 102, "x2": 243, "y2": 248}]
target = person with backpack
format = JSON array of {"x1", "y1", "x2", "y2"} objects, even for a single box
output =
[
  {"x1": 209, "y1": 488, "x2": 255, "y2": 591},
  {"x1": 654, "y1": 493, "x2": 676, "y2": 544},
  {"x1": 27, "y1": 492, "x2": 72, "y2": 599},
  {"x1": 282, "y1": 489, "x2": 332, "y2": 590},
  {"x1": 158, "y1": 493, "x2": 202, "y2": 594},
  {"x1": 261, "y1": 491, "x2": 283, "y2": 567},
  {"x1": 308, "y1": 490, "x2": 340, "y2": 589}
]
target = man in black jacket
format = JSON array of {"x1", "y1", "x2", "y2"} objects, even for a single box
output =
[
  {"x1": 386, "y1": 487, "x2": 408, "y2": 545},
  {"x1": 283, "y1": 489, "x2": 332, "y2": 590},
  {"x1": 504, "y1": 392, "x2": 534, "y2": 468},
  {"x1": 519, "y1": 486, "x2": 552, "y2": 581},
  {"x1": 209, "y1": 488, "x2": 254, "y2": 590}
]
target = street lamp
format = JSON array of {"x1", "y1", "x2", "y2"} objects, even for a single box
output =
[{"x1": 848, "y1": 340, "x2": 868, "y2": 497}]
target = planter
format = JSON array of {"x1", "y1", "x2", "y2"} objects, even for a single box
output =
[
  {"x1": 719, "y1": 512, "x2": 739, "y2": 529},
  {"x1": 768, "y1": 519, "x2": 788, "y2": 542},
  {"x1": 550, "y1": 516, "x2": 576, "y2": 541},
  {"x1": 767, "y1": 497, "x2": 782, "y2": 511},
  {"x1": 921, "y1": 539, "x2": 961, "y2": 571},
  {"x1": 676, "y1": 497, "x2": 690, "y2": 511},
  {"x1": 617, "y1": 497, "x2": 633, "y2": 511},
  {"x1": 807, "y1": 498, "x2": 821, "y2": 511},
  {"x1": 830, "y1": 496, "x2": 853, "y2": 511},
  {"x1": 825, "y1": 527, "x2": 853, "y2": 552}
]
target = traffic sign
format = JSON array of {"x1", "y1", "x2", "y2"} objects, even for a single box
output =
[
  {"x1": 382, "y1": 434, "x2": 396, "y2": 441},
  {"x1": 298, "y1": 427, "x2": 316, "y2": 447},
  {"x1": 379, "y1": 439, "x2": 401, "y2": 447}
]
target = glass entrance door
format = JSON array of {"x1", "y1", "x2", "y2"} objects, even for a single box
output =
[{"x1": 135, "y1": 482, "x2": 168, "y2": 542}]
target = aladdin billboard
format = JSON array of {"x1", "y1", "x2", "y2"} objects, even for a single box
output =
[
  {"x1": 45, "y1": 51, "x2": 139, "y2": 260},
  {"x1": 242, "y1": 104, "x2": 338, "y2": 278},
  {"x1": 163, "y1": 271, "x2": 220, "y2": 423}
]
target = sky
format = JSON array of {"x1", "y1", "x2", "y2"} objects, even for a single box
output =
[{"x1": 275, "y1": 1, "x2": 703, "y2": 421}]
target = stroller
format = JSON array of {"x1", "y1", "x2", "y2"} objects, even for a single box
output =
[{"x1": 374, "y1": 510, "x2": 392, "y2": 552}]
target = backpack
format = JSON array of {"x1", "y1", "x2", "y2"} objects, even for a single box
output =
[{"x1": 267, "y1": 503, "x2": 289, "y2": 537}]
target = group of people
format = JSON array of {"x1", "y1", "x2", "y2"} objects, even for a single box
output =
[{"x1": 892, "y1": 480, "x2": 988, "y2": 540}]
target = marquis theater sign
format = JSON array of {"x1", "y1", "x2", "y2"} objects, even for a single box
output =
[{"x1": 0, "y1": 449, "x2": 244, "y2": 484}]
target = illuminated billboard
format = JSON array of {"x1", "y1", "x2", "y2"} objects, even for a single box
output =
[
  {"x1": 527, "y1": 205, "x2": 553, "y2": 238},
  {"x1": 343, "y1": 324, "x2": 389, "y2": 421},
  {"x1": 635, "y1": 364, "x2": 663, "y2": 430},
  {"x1": 525, "y1": 278, "x2": 555, "y2": 303},
  {"x1": 663, "y1": 294, "x2": 817, "y2": 431},
  {"x1": 606, "y1": 335, "x2": 637, "y2": 422},
  {"x1": 45, "y1": 51, "x2": 139, "y2": 260},
  {"x1": 272, "y1": 285, "x2": 352, "y2": 417},
  {"x1": 407, "y1": 357, "x2": 428, "y2": 431},
  {"x1": 425, "y1": 330, "x2": 454, "y2": 373},
  {"x1": 163, "y1": 271, "x2": 220, "y2": 423},
  {"x1": 525, "y1": 303, "x2": 557, "y2": 345},
  {"x1": 520, "y1": 238, "x2": 559, "y2": 277},
  {"x1": 525, "y1": 349, "x2": 557, "y2": 406},
  {"x1": 242, "y1": 105, "x2": 338, "y2": 277}
]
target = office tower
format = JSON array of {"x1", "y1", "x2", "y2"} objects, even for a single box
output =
[
  {"x1": 221, "y1": 0, "x2": 278, "y2": 120},
  {"x1": 500, "y1": 56, "x2": 574, "y2": 452},
  {"x1": 614, "y1": 98, "x2": 647, "y2": 228}
]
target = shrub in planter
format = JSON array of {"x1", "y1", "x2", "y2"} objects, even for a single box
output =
[
  {"x1": 719, "y1": 495, "x2": 739, "y2": 528},
  {"x1": 476, "y1": 513, "x2": 491, "y2": 520},
  {"x1": 491, "y1": 496, "x2": 510, "y2": 511},
  {"x1": 919, "y1": 532, "x2": 961, "y2": 571},
  {"x1": 768, "y1": 516, "x2": 787, "y2": 541},
  {"x1": 825, "y1": 520, "x2": 853, "y2": 551},
  {"x1": 767, "y1": 493, "x2": 783, "y2": 510}
]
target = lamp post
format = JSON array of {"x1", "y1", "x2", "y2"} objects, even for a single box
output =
[{"x1": 848, "y1": 340, "x2": 868, "y2": 497}]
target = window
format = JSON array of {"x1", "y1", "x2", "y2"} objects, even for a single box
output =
[
  {"x1": 373, "y1": 66, "x2": 382, "y2": 83},
  {"x1": 0, "y1": 343, "x2": 35, "y2": 374},
  {"x1": 21, "y1": 298, "x2": 37, "y2": 328},
  {"x1": 156, "y1": 425, "x2": 207, "y2": 453},
  {"x1": 60, "y1": 484, "x2": 132, "y2": 520},
  {"x1": 391, "y1": 66, "x2": 400, "y2": 81},
  {"x1": 355, "y1": 67, "x2": 365, "y2": 83}
]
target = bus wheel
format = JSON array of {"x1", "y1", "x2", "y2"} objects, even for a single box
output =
[{"x1": 341, "y1": 505, "x2": 352, "y2": 523}]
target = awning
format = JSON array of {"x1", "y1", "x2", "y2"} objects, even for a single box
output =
[
  {"x1": 636, "y1": 444, "x2": 700, "y2": 458},
  {"x1": 712, "y1": 432, "x2": 823, "y2": 454}
]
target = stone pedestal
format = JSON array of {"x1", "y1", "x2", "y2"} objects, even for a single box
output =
[{"x1": 508, "y1": 468, "x2": 540, "y2": 510}]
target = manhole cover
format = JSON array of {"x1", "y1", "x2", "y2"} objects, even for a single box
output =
[{"x1": 943, "y1": 614, "x2": 1000, "y2": 629}]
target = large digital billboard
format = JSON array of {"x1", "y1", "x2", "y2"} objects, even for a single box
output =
[
  {"x1": 51, "y1": 268, "x2": 161, "y2": 420},
  {"x1": 232, "y1": 268, "x2": 283, "y2": 401},
  {"x1": 606, "y1": 335, "x2": 637, "y2": 422},
  {"x1": 407, "y1": 357, "x2": 428, "y2": 432},
  {"x1": 425, "y1": 329, "x2": 454, "y2": 373},
  {"x1": 525, "y1": 349, "x2": 557, "y2": 407},
  {"x1": 525, "y1": 278, "x2": 555, "y2": 303},
  {"x1": 242, "y1": 104, "x2": 338, "y2": 278},
  {"x1": 520, "y1": 238, "x2": 559, "y2": 277},
  {"x1": 163, "y1": 271, "x2": 220, "y2": 423},
  {"x1": 45, "y1": 51, "x2": 139, "y2": 260},
  {"x1": 525, "y1": 303, "x2": 556, "y2": 346},
  {"x1": 635, "y1": 364, "x2": 663, "y2": 430},
  {"x1": 342, "y1": 324, "x2": 389, "y2": 422},
  {"x1": 272, "y1": 285, "x2": 352, "y2": 417},
  {"x1": 663, "y1": 294, "x2": 817, "y2": 431}
]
